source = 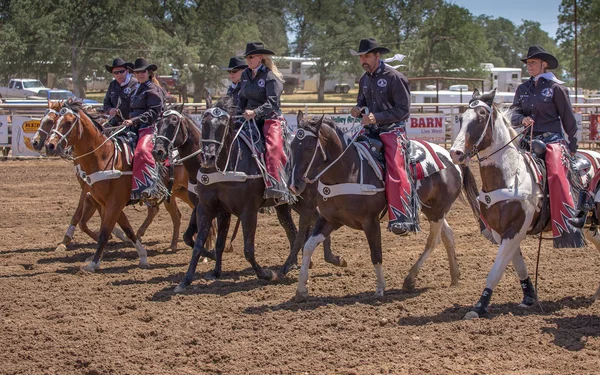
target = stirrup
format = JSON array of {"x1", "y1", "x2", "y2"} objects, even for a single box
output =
[{"x1": 388, "y1": 221, "x2": 417, "y2": 236}]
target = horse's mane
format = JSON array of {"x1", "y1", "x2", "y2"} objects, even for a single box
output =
[
  {"x1": 300, "y1": 114, "x2": 346, "y2": 141},
  {"x1": 64, "y1": 99, "x2": 105, "y2": 133}
]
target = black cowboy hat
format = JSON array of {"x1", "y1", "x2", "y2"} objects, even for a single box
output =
[
  {"x1": 243, "y1": 42, "x2": 275, "y2": 56},
  {"x1": 519, "y1": 45, "x2": 558, "y2": 69},
  {"x1": 349, "y1": 38, "x2": 391, "y2": 56},
  {"x1": 132, "y1": 58, "x2": 158, "y2": 72},
  {"x1": 221, "y1": 57, "x2": 247, "y2": 71},
  {"x1": 105, "y1": 58, "x2": 133, "y2": 73}
]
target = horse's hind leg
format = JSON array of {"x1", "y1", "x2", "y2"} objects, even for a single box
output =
[
  {"x1": 402, "y1": 219, "x2": 444, "y2": 291},
  {"x1": 162, "y1": 197, "x2": 182, "y2": 251},
  {"x1": 136, "y1": 206, "x2": 159, "y2": 240},
  {"x1": 115, "y1": 211, "x2": 148, "y2": 268},
  {"x1": 441, "y1": 218, "x2": 459, "y2": 286},
  {"x1": 82, "y1": 205, "x2": 125, "y2": 272},
  {"x1": 296, "y1": 217, "x2": 340, "y2": 302}
]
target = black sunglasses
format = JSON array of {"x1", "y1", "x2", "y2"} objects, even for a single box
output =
[{"x1": 112, "y1": 69, "x2": 126, "y2": 75}]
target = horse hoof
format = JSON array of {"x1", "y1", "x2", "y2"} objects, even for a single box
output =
[
  {"x1": 464, "y1": 311, "x2": 480, "y2": 320},
  {"x1": 338, "y1": 257, "x2": 348, "y2": 268},
  {"x1": 55, "y1": 243, "x2": 67, "y2": 252},
  {"x1": 139, "y1": 261, "x2": 150, "y2": 269},
  {"x1": 374, "y1": 289, "x2": 385, "y2": 297},
  {"x1": 294, "y1": 290, "x2": 308, "y2": 303},
  {"x1": 174, "y1": 283, "x2": 186, "y2": 293},
  {"x1": 592, "y1": 293, "x2": 599, "y2": 302},
  {"x1": 262, "y1": 269, "x2": 278, "y2": 282},
  {"x1": 224, "y1": 243, "x2": 234, "y2": 253},
  {"x1": 402, "y1": 277, "x2": 416, "y2": 292},
  {"x1": 204, "y1": 271, "x2": 219, "y2": 280},
  {"x1": 82, "y1": 262, "x2": 99, "y2": 273}
]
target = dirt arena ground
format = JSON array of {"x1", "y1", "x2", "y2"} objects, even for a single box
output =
[{"x1": 0, "y1": 158, "x2": 599, "y2": 375}]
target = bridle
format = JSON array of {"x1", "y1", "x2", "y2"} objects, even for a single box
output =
[
  {"x1": 199, "y1": 106, "x2": 234, "y2": 169},
  {"x1": 49, "y1": 107, "x2": 81, "y2": 150},
  {"x1": 155, "y1": 109, "x2": 189, "y2": 150},
  {"x1": 35, "y1": 108, "x2": 59, "y2": 139},
  {"x1": 295, "y1": 127, "x2": 327, "y2": 184}
]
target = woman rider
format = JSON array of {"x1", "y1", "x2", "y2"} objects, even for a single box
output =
[
  {"x1": 222, "y1": 56, "x2": 247, "y2": 107},
  {"x1": 238, "y1": 42, "x2": 292, "y2": 203},
  {"x1": 511, "y1": 45, "x2": 584, "y2": 248},
  {"x1": 122, "y1": 58, "x2": 165, "y2": 202}
]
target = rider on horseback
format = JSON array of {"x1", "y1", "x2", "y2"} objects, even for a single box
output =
[
  {"x1": 223, "y1": 56, "x2": 247, "y2": 107},
  {"x1": 121, "y1": 58, "x2": 165, "y2": 202},
  {"x1": 349, "y1": 38, "x2": 418, "y2": 236},
  {"x1": 103, "y1": 58, "x2": 138, "y2": 126},
  {"x1": 511, "y1": 46, "x2": 585, "y2": 248},
  {"x1": 238, "y1": 42, "x2": 293, "y2": 204}
]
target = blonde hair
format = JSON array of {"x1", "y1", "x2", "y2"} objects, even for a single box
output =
[
  {"x1": 263, "y1": 56, "x2": 284, "y2": 82},
  {"x1": 150, "y1": 73, "x2": 160, "y2": 86}
]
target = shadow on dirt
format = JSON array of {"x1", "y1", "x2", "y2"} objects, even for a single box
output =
[
  {"x1": 541, "y1": 314, "x2": 600, "y2": 351},
  {"x1": 397, "y1": 296, "x2": 596, "y2": 326},
  {"x1": 243, "y1": 287, "x2": 428, "y2": 314}
]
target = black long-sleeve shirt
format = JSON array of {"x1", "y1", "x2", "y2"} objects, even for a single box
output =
[
  {"x1": 238, "y1": 65, "x2": 283, "y2": 118},
  {"x1": 103, "y1": 77, "x2": 138, "y2": 119},
  {"x1": 129, "y1": 81, "x2": 164, "y2": 129},
  {"x1": 511, "y1": 77, "x2": 578, "y2": 152},
  {"x1": 227, "y1": 83, "x2": 241, "y2": 108},
  {"x1": 356, "y1": 61, "x2": 411, "y2": 125}
]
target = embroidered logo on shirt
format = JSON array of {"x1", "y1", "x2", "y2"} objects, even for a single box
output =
[
  {"x1": 124, "y1": 87, "x2": 131, "y2": 95},
  {"x1": 377, "y1": 79, "x2": 387, "y2": 88},
  {"x1": 541, "y1": 88, "x2": 554, "y2": 98},
  {"x1": 258, "y1": 79, "x2": 265, "y2": 88}
]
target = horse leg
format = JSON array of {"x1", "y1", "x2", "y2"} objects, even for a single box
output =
[
  {"x1": 204, "y1": 212, "x2": 231, "y2": 280},
  {"x1": 162, "y1": 197, "x2": 182, "y2": 251},
  {"x1": 183, "y1": 205, "x2": 198, "y2": 248},
  {"x1": 78, "y1": 193, "x2": 101, "y2": 242},
  {"x1": 56, "y1": 189, "x2": 89, "y2": 251},
  {"x1": 239, "y1": 210, "x2": 278, "y2": 281},
  {"x1": 364, "y1": 219, "x2": 385, "y2": 297},
  {"x1": 136, "y1": 206, "x2": 159, "y2": 240},
  {"x1": 440, "y1": 218, "x2": 460, "y2": 286},
  {"x1": 295, "y1": 217, "x2": 340, "y2": 302},
  {"x1": 175, "y1": 206, "x2": 216, "y2": 292},
  {"x1": 402, "y1": 219, "x2": 444, "y2": 292},
  {"x1": 115, "y1": 211, "x2": 148, "y2": 268},
  {"x1": 82, "y1": 205, "x2": 123, "y2": 272},
  {"x1": 322, "y1": 235, "x2": 346, "y2": 268},
  {"x1": 280, "y1": 207, "x2": 314, "y2": 277},
  {"x1": 511, "y1": 249, "x2": 537, "y2": 307},
  {"x1": 464, "y1": 237, "x2": 523, "y2": 320},
  {"x1": 594, "y1": 284, "x2": 600, "y2": 301},
  {"x1": 275, "y1": 204, "x2": 298, "y2": 249}
]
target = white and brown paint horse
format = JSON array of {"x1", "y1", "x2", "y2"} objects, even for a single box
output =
[
  {"x1": 289, "y1": 113, "x2": 480, "y2": 301},
  {"x1": 450, "y1": 89, "x2": 600, "y2": 319}
]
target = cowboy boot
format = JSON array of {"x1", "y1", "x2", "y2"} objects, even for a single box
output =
[{"x1": 569, "y1": 190, "x2": 593, "y2": 229}]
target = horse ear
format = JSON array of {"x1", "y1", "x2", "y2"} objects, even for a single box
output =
[
  {"x1": 177, "y1": 103, "x2": 185, "y2": 113},
  {"x1": 297, "y1": 110, "x2": 304, "y2": 125},
  {"x1": 204, "y1": 91, "x2": 212, "y2": 109},
  {"x1": 315, "y1": 114, "x2": 325, "y2": 132},
  {"x1": 472, "y1": 88, "x2": 480, "y2": 99}
]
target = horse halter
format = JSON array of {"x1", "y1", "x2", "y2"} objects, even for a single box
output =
[
  {"x1": 295, "y1": 127, "x2": 327, "y2": 184},
  {"x1": 155, "y1": 109, "x2": 188, "y2": 150},
  {"x1": 199, "y1": 107, "x2": 232, "y2": 164},
  {"x1": 36, "y1": 108, "x2": 59, "y2": 137},
  {"x1": 49, "y1": 107, "x2": 81, "y2": 150},
  {"x1": 467, "y1": 100, "x2": 494, "y2": 159}
]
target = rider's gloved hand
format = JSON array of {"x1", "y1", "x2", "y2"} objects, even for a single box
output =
[{"x1": 350, "y1": 106, "x2": 362, "y2": 118}]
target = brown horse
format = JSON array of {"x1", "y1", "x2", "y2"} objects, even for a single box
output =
[
  {"x1": 45, "y1": 100, "x2": 158, "y2": 271},
  {"x1": 152, "y1": 104, "x2": 346, "y2": 278},
  {"x1": 164, "y1": 96, "x2": 299, "y2": 292},
  {"x1": 33, "y1": 101, "x2": 200, "y2": 252},
  {"x1": 289, "y1": 114, "x2": 475, "y2": 301}
]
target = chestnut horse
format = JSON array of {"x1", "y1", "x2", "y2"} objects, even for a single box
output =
[
  {"x1": 450, "y1": 89, "x2": 600, "y2": 319},
  {"x1": 45, "y1": 100, "x2": 160, "y2": 271},
  {"x1": 33, "y1": 101, "x2": 201, "y2": 252},
  {"x1": 289, "y1": 113, "x2": 475, "y2": 301},
  {"x1": 152, "y1": 104, "x2": 346, "y2": 279}
]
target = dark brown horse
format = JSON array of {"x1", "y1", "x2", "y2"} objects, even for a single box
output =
[
  {"x1": 289, "y1": 114, "x2": 475, "y2": 301},
  {"x1": 152, "y1": 104, "x2": 347, "y2": 279},
  {"x1": 34, "y1": 101, "x2": 202, "y2": 252},
  {"x1": 161, "y1": 97, "x2": 301, "y2": 292},
  {"x1": 45, "y1": 100, "x2": 158, "y2": 271}
]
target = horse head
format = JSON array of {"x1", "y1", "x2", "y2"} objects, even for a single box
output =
[
  {"x1": 46, "y1": 98, "x2": 100, "y2": 157},
  {"x1": 450, "y1": 88, "x2": 498, "y2": 165},
  {"x1": 199, "y1": 96, "x2": 235, "y2": 169},
  {"x1": 288, "y1": 111, "x2": 326, "y2": 196},
  {"x1": 33, "y1": 100, "x2": 62, "y2": 152},
  {"x1": 153, "y1": 103, "x2": 187, "y2": 163}
]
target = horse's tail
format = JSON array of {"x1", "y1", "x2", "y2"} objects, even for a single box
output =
[{"x1": 460, "y1": 165, "x2": 497, "y2": 244}]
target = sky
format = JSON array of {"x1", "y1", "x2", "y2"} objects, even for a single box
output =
[{"x1": 450, "y1": 0, "x2": 563, "y2": 37}]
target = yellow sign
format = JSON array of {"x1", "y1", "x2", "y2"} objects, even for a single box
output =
[{"x1": 22, "y1": 120, "x2": 40, "y2": 133}]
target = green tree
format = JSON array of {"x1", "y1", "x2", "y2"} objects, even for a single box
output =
[{"x1": 476, "y1": 16, "x2": 521, "y2": 67}]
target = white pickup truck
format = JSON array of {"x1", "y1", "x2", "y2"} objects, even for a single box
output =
[{"x1": 0, "y1": 79, "x2": 47, "y2": 99}]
